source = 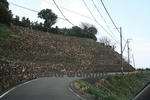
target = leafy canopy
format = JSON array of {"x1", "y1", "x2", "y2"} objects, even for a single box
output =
[
  {"x1": 38, "y1": 9, "x2": 57, "y2": 31},
  {"x1": 0, "y1": 0, "x2": 12, "y2": 26}
]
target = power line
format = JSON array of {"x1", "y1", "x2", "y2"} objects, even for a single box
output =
[
  {"x1": 82, "y1": 0, "x2": 119, "y2": 43},
  {"x1": 43, "y1": 0, "x2": 95, "y2": 21},
  {"x1": 9, "y1": 2, "x2": 68, "y2": 22},
  {"x1": 99, "y1": 0, "x2": 119, "y2": 33},
  {"x1": 82, "y1": 0, "x2": 98, "y2": 23},
  {"x1": 99, "y1": 0, "x2": 126, "y2": 41},
  {"x1": 10, "y1": 2, "x2": 39, "y2": 13},
  {"x1": 61, "y1": 7, "x2": 94, "y2": 21},
  {"x1": 44, "y1": 0, "x2": 119, "y2": 43},
  {"x1": 91, "y1": 0, "x2": 119, "y2": 42},
  {"x1": 45, "y1": 0, "x2": 119, "y2": 43},
  {"x1": 52, "y1": 0, "x2": 74, "y2": 26},
  {"x1": 10, "y1": 1, "x2": 120, "y2": 44}
]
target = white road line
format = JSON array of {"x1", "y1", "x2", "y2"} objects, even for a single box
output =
[
  {"x1": 0, "y1": 87, "x2": 15, "y2": 99},
  {"x1": 69, "y1": 88, "x2": 86, "y2": 100},
  {"x1": 0, "y1": 78, "x2": 39, "y2": 99}
]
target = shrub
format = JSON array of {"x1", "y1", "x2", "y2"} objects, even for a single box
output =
[
  {"x1": 0, "y1": 23, "x2": 11, "y2": 40},
  {"x1": 0, "y1": 1, "x2": 12, "y2": 26}
]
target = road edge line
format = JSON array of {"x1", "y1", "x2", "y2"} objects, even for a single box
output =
[{"x1": 0, "y1": 78, "x2": 39, "y2": 99}]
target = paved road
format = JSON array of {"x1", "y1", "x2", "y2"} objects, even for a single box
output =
[{"x1": 0, "y1": 77, "x2": 86, "y2": 100}]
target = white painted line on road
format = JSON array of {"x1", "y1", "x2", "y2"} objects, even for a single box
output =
[
  {"x1": 69, "y1": 88, "x2": 86, "y2": 100},
  {"x1": 0, "y1": 87, "x2": 15, "y2": 99},
  {"x1": 0, "y1": 78, "x2": 39, "y2": 99}
]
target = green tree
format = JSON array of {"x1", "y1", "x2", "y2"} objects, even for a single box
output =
[
  {"x1": 81, "y1": 23, "x2": 97, "y2": 35},
  {"x1": 21, "y1": 17, "x2": 30, "y2": 27},
  {"x1": 0, "y1": 1, "x2": 12, "y2": 26},
  {"x1": 12, "y1": 15, "x2": 21, "y2": 26},
  {"x1": 38, "y1": 9, "x2": 57, "y2": 32},
  {"x1": 81, "y1": 23, "x2": 97, "y2": 40},
  {"x1": 0, "y1": 0, "x2": 9, "y2": 8},
  {"x1": 31, "y1": 21, "x2": 44, "y2": 31}
]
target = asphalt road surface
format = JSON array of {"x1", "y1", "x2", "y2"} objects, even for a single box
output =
[{"x1": 0, "y1": 77, "x2": 86, "y2": 100}]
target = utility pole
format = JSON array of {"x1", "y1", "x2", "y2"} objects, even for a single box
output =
[
  {"x1": 132, "y1": 54, "x2": 135, "y2": 68},
  {"x1": 115, "y1": 27, "x2": 124, "y2": 73},
  {"x1": 120, "y1": 27, "x2": 123, "y2": 73},
  {"x1": 127, "y1": 39, "x2": 130, "y2": 64}
]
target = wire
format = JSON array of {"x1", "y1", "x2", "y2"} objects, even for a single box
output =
[
  {"x1": 99, "y1": 0, "x2": 119, "y2": 33},
  {"x1": 99, "y1": 0, "x2": 126, "y2": 41},
  {"x1": 91, "y1": 0, "x2": 119, "y2": 42},
  {"x1": 10, "y1": 2, "x2": 39, "y2": 13},
  {"x1": 82, "y1": 0, "x2": 119, "y2": 44},
  {"x1": 43, "y1": 0, "x2": 119, "y2": 43},
  {"x1": 9, "y1": 2, "x2": 68, "y2": 22},
  {"x1": 10, "y1": 1, "x2": 121, "y2": 44},
  {"x1": 61, "y1": 7, "x2": 94, "y2": 21},
  {"x1": 43, "y1": 0, "x2": 95, "y2": 21},
  {"x1": 52, "y1": 0, "x2": 74, "y2": 26}
]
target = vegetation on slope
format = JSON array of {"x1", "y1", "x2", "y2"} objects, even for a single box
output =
[
  {"x1": 75, "y1": 72, "x2": 150, "y2": 100},
  {"x1": 0, "y1": 25, "x2": 134, "y2": 72},
  {"x1": 0, "y1": 23, "x2": 11, "y2": 40}
]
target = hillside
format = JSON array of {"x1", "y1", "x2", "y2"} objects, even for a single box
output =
[
  {"x1": 0, "y1": 25, "x2": 134, "y2": 93},
  {"x1": 0, "y1": 25, "x2": 134, "y2": 72}
]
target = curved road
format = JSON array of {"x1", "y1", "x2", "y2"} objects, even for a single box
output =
[{"x1": 0, "y1": 77, "x2": 87, "y2": 100}]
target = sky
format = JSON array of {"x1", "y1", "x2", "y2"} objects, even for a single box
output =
[{"x1": 7, "y1": 0, "x2": 150, "y2": 69}]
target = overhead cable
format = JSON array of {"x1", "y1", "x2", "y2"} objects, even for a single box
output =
[
  {"x1": 82, "y1": 0, "x2": 119, "y2": 43},
  {"x1": 52, "y1": 0, "x2": 74, "y2": 26}
]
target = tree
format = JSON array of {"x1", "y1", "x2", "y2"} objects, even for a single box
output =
[
  {"x1": 21, "y1": 17, "x2": 30, "y2": 27},
  {"x1": 0, "y1": 0, "x2": 12, "y2": 26},
  {"x1": 0, "y1": 0, "x2": 9, "y2": 9},
  {"x1": 81, "y1": 23, "x2": 97, "y2": 34},
  {"x1": 38, "y1": 9, "x2": 57, "y2": 32},
  {"x1": 81, "y1": 23, "x2": 97, "y2": 40},
  {"x1": 31, "y1": 21, "x2": 44, "y2": 31},
  {"x1": 12, "y1": 15, "x2": 20, "y2": 25},
  {"x1": 99, "y1": 36, "x2": 116, "y2": 49}
]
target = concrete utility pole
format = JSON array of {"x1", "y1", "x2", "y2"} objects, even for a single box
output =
[
  {"x1": 132, "y1": 54, "x2": 135, "y2": 68},
  {"x1": 120, "y1": 27, "x2": 124, "y2": 73},
  {"x1": 127, "y1": 39, "x2": 130, "y2": 64}
]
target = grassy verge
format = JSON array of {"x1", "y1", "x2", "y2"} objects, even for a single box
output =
[{"x1": 75, "y1": 72, "x2": 150, "y2": 100}]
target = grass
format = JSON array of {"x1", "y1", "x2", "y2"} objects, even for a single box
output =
[
  {"x1": 0, "y1": 23, "x2": 11, "y2": 40},
  {"x1": 0, "y1": 56, "x2": 72, "y2": 65},
  {"x1": 76, "y1": 72, "x2": 150, "y2": 100},
  {"x1": 0, "y1": 47, "x2": 66, "y2": 57}
]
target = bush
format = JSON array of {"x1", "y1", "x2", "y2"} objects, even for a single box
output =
[
  {"x1": 0, "y1": 23, "x2": 11, "y2": 40},
  {"x1": 0, "y1": 2, "x2": 12, "y2": 26},
  {"x1": 77, "y1": 73, "x2": 150, "y2": 100}
]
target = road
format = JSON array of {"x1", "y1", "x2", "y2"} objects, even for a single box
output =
[{"x1": 0, "y1": 77, "x2": 87, "y2": 100}]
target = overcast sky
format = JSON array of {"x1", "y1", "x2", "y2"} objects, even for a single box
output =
[{"x1": 8, "y1": 0, "x2": 150, "y2": 69}]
